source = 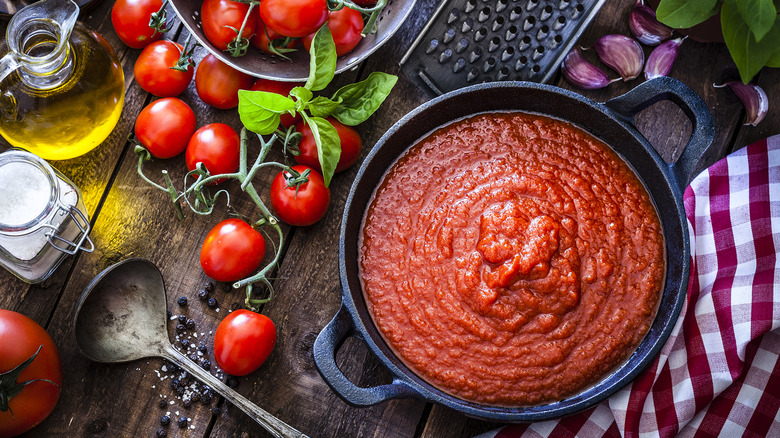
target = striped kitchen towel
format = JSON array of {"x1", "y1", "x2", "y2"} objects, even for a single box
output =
[{"x1": 477, "y1": 135, "x2": 780, "y2": 438}]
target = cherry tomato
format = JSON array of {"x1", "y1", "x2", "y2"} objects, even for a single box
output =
[
  {"x1": 302, "y1": 8, "x2": 364, "y2": 56},
  {"x1": 135, "y1": 97, "x2": 197, "y2": 159},
  {"x1": 259, "y1": 0, "x2": 328, "y2": 38},
  {"x1": 195, "y1": 54, "x2": 254, "y2": 110},
  {"x1": 250, "y1": 79, "x2": 304, "y2": 128},
  {"x1": 270, "y1": 165, "x2": 331, "y2": 226},
  {"x1": 294, "y1": 118, "x2": 362, "y2": 173},
  {"x1": 250, "y1": 18, "x2": 299, "y2": 54},
  {"x1": 185, "y1": 123, "x2": 241, "y2": 184},
  {"x1": 111, "y1": 0, "x2": 164, "y2": 49},
  {"x1": 213, "y1": 309, "x2": 276, "y2": 376},
  {"x1": 200, "y1": 0, "x2": 256, "y2": 50},
  {"x1": 200, "y1": 218, "x2": 266, "y2": 282},
  {"x1": 134, "y1": 40, "x2": 194, "y2": 97},
  {"x1": 0, "y1": 310, "x2": 63, "y2": 438}
]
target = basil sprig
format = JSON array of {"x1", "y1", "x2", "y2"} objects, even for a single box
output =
[{"x1": 238, "y1": 25, "x2": 398, "y2": 186}]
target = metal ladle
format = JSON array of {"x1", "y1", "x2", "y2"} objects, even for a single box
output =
[{"x1": 73, "y1": 258, "x2": 308, "y2": 438}]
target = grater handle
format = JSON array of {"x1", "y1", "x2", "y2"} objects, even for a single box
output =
[
  {"x1": 313, "y1": 305, "x2": 420, "y2": 406},
  {"x1": 604, "y1": 76, "x2": 715, "y2": 191}
]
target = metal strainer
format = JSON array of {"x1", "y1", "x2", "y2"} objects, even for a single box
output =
[{"x1": 400, "y1": 0, "x2": 605, "y2": 95}]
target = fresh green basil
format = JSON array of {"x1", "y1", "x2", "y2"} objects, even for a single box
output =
[
  {"x1": 656, "y1": 0, "x2": 719, "y2": 28},
  {"x1": 721, "y1": 0, "x2": 780, "y2": 82},
  {"x1": 329, "y1": 72, "x2": 399, "y2": 126},
  {"x1": 301, "y1": 113, "x2": 341, "y2": 187},
  {"x1": 735, "y1": 0, "x2": 777, "y2": 41},
  {"x1": 306, "y1": 26, "x2": 337, "y2": 92},
  {"x1": 307, "y1": 96, "x2": 341, "y2": 118},
  {"x1": 238, "y1": 90, "x2": 296, "y2": 135}
]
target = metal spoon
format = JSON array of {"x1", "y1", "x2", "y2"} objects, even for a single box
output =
[{"x1": 73, "y1": 258, "x2": 308, "y2": 438}]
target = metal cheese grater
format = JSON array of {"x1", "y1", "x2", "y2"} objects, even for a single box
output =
[{"x1": 400, "y1": 0, "x2": 606, "y2": 96}]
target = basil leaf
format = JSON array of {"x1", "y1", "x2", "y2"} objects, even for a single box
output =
[
  {"x1": 306, "y1": 26, "x2": 337, "y2": 92},
  {"x1": 238, "y1": 90, "x2": 295, "y2": 135},
  {"x1": 307, "y1": 96, "x2": 341, "y2": 118},
  {"x1": 736, "y1": 0, "x2": 776, "y2": 41},
  {"x1": 767, "y1": 45, "x2": 780, "y2": 67},
  {"x1": 721, "y1": 0, "x2": 780, "y2": 82},
  {"x1": 290, "y1": 86, "x2": 314, "y2": 104},
  {"x1": 301, "y1": 113, "x2": 341, "y2": 187},
  {"x1": 329, "y1": 72, "x2": 398, "y2": 126},
  {"x1": 656, "y1": 0, "x2": 720, "y2": 28}
]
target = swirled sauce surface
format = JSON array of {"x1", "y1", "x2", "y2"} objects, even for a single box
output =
[{"x1": 359, "y1": 112, "x2": 664, "y2": 406}]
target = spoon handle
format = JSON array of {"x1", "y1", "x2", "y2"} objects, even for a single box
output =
[{"x1": 164, "y1": 345, "x2": 309, "y2": 438}]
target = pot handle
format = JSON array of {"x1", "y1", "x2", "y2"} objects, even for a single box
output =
[
  {"x1": 313, "y1": 305, "x2": 419, "y2": 406},
  {"x1": 603, "y1": 76, "x2": 716, "y2": 191}
]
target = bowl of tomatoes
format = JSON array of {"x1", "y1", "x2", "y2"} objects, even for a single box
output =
[{"x1": 169, "y1": 0, "x2": 415, "y2": 81}]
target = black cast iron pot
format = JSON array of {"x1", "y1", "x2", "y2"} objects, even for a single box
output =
[{"x1": 313, "y1": 77, "x2": 715, "y2": 422}]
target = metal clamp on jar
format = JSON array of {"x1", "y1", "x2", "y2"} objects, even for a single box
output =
[{"x1": 0, "y1": 149, "x2": 94, "y2": 283}]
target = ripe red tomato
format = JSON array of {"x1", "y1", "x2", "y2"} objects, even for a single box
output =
[
  {"x1": 195, "y1": 54, "x2": 254, "y2": 110},
  {"x1": 270, "y1": 165, "x2": 331, "y2": 226},
  {"x1": 0, "y1": 310, "x2": 63, "y2": 437},
  {"x1": 259, "y1": 0, "x2": 328, "y2": 38},
  {"x1": 250, "y1": 17, "x2": 299, "y2": 54},
  {"x1": 213, "y1": 310, "x2": 276, "y2": 376},
  {"x1": 111, "y1": 0, "x2": 163, "y2": 49},
  {"x1": 134, "y1": 40, "x2": 194, "y2": 97},
  {"x1": 302, "y1": 8, "x2": 364, "y2": 56},
  {"x1": 185, "y1": 123, "x2": 241, "y2": 184},
  {"x1": 200, "y1": 0, "x2": 256, "y2": 50},
  {"x1": 250, "y1": 79, "x2": 304, "y2": 128},
  {"x1": 135, "y1": 97, "x2": 197, "y2": 159},
  {"x1": 294, "y1": 118, "x2": 362, "y2": 173},
  {"x1": 200, "y1": 218, "x2": 266, "y2": 282}
]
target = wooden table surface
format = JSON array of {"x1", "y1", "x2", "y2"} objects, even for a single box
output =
[{"x1": 2, "y1": 0, "x2": 778, "y2": 436}]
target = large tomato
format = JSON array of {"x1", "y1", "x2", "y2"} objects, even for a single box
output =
[
  {"x1": 195, "y1": 54, "x2": 254, "y2": 110},
  {"x1": 258, "y1": 0, "x2": 328, "y2": 38},
  {"x1": 294, "y1": 118, "x2": 362, "y2": 173},
  {"x1": 134, "y1": 40, "x2": 194, "y2": 97},
  {"x1": 134, "y1": 97, "x2": 197, "y2": 159},
  {"x1": 213, "y1": 310, "x2": 276, "y2": 376},
  {"x1": 185, "y1": 123, "x2": 241, "y2": 184},
  {"x1": 302, "y1": 7, "x2": 364, "y2": 56},
  {"x1": 0, "y1": 310, "x2": 63, "y2": 438},
  {"x1": 250, "y1": 18, "x2": 299, "y2": 54},
  {"x1": 200, "y1": 218, "x2": 266, "y2": 282},
  {"x1": 250, "y1": 79, "x2": 304, "y2": 128},
  {"x1": 200, "y1": 0, "x2": 257, "y2": 50},
  {"x1": 111, "y1": 0, "x2": 164, "y2": 49},
  {"x1": 269, "y1": 165, "x2": 331, "y2": 226}
]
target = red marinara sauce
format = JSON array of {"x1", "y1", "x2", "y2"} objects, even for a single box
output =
[{"x1": 359, "y1": 112, "x2": 665, "y2": 406}]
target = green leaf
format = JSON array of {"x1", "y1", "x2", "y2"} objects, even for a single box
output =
[
  {"x1": 736, "y1": 0, "x2": 777, "y2": 41},
  {"x1": 301, "y1": 113, "x2": 341, "y2": 187},
  {"x1": 290, "y1": 86, "x2": 314, "y2": 104},
  {"x1": 307, "y1": 96, "x2": 341, "y2": 118},
  {"x1": 329, "y1": 72, "x2": 398, "y2": 126},
  {"x1": 656, "y1": 0, "x2": 720, "y2": 28},
  {"x1": 721, "y1": 0, "x2": 780, "y2": 82},
  {"x1": 767, "y1": 45, "x2": 780, "y2": 67},
  {"x1": 305, "y1": 26, "x2": 337, "y2": 92},
  {"x1": 238, "y1": 90, "x2": 296, "y2": 135}
]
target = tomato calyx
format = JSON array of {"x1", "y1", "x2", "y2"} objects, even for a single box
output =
[
  {"x1": 281, "y1": 166, "x2": 311, "y2": 197},
  {"x1": 0, "y1": 346, "x2": 60, "y2": 416},
  {"x1": 148, "y1": 0, "x2": 173, "y2": 34},
  {"x1": 224, "y1": 0, "x2": 260, "y2": 57}
]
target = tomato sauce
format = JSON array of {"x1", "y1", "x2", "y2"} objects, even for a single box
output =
[{"x1": 359, "y1": 112, "x2": 664, "y2": 406}]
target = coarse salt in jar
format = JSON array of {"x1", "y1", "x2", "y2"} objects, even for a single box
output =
[{"x1": 0, "y1": 149, "x2": 93, "y2": 283}]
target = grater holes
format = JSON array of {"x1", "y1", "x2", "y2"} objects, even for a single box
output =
[
  {"x1": 492, "y1": 16, "x2": 505, "y2": 31},
  {"x1": 496, "y1": 0, "x2": 508, "y2": 12},
  {"x1": 571, "y1": 3, "x2": 584, "y2": 18},
  {"x1": 537, "y1": 25, "x2": 549, "y2": 39},
  {"x1": 488, "y1": 36, "x2": 501, "y2": 52},
  {"x1": 475, "y1": 27, "x2": 488, "y2": 42},
  {"x1": 554, "y1": 15, "x2": 566, "y2": 30},
  {"x1": 526, "y1": 0, "x2": 538, "y2": 11},
  {"x1": 483, "y1": 56, "x2": 496, "y2": 72},
  {"x1": 518, "y1": 35, "x2": 531, "y2": 50},
  {"x1": 462, "y1": 18, "x2": 474, "y2": 32},
  {"x1": 510, "y1": 6, "x2": 523, "y2": 21},
  {"x1": 443, "y1": 28, "x2": 456, "y2": 43},
  {"x1": 497, "y1": 66, "x2": 510, "y2": 80},
  {"x1": 532, "y1": 46, "x2": 545, "y2": 60},
  {"x1": 465, "y1": 0, "x2": 478, "y2": 14},
  {"x1": 467, "y1": 67, "x2": 479, "y2": 82},
  {"x1": 453, "y1": 57, "x2": 466, "y2": 73},
  {"x1": 501, "y1": 47, "x2": 514, "y2": 61},
  {"x1": 426, "y1": 39, "x2": 439, "y2": 55},
  {"x1": 558, "y1": 0, "x2": 570, "y2": 9},
  {"x1": 506, "y1": 25, "x2": 518, "y2": 41},
  {"x1": 456, "y1": 38, "x2": 469, "y2": 53},
  {"x1": 515, "y1": 56, "x2": 527, "y2": 71},
  {"x1": 531, "y1": 64, "x2": 540, "y2": 73},
  {"x1": 478, "y1": 6, "x2": 491, "y2": 22},
  {"x1": 540, "y1": 4, "x2": 553, "y2": 20},
  {"x1": 551, "y1": 34, "x2": 563, "y2": 47},
  {"x1": 447, "y1": 8, "x2": 460, "y2": 24},
  {"x1": 469, "y1": 47, "x2": 482, "y2": 63},
  {"x1": 439, "y1": 48, "x2": 453, "y2": 63}
]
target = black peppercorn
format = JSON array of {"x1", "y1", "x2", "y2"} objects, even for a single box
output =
[
  {"x1": 158, "y1": 398, "x2": 167, "y2": 408},
  {"x1": 207, "y1": 297, "x2": 218, "y2": 308},
  {"x1": 200, "y1": 359, "x2": 211, "y2": 370},
  {"x1": 201, "y1": 390, "x2": 213, "y2": 404},
  {"x1": 177, "y1": 417, "x2": 188, "y2": 428},
  {"x1": 197, "y1": 289, "x2": 209, "y2": 301},
  {"x1": 175, "y1": 323, "x2": 186, "y2": 333},
  {"x1": 177, "y1": 296, "x2": 188, "y2": 306},
  {"x1": 166, "y1": 309, "x2": 172, "y2": 318},
  {"x1": 175, "y1": 385, "x2": 185, "y2": 396},
  {"x1": 170, "y1": 378, "x2": 180, "y2": 389},
  {"x1": 180, "y1": 338, "x2": 190, "y2": 348},
  {"x1": 160, "y1": 415, "x2": 171, "y2": 426},
  {"x1": 185, "y1": 318, "x2": 195, "y2": 329},
  {"x1": 205, "y1": 282, "x2": 215, "y2": 292},
  {"x1": 177, "y1": 314, "x2": 187, "y2": 324},
  {"x1": 190, "y1": 392, "x2": 200, "y2": 403},
  {"x1": 157, "y1": 427, "x2": 167, "y2": 437},
  {"x1": 188, "y1": 353, "x2": 198, "y2": 362},
  {"x1": 198, "y1": 344, "x2": 208, "y2": 354},
  {"x1": 183, "y1": 398, "x2": 192, "y2": 408}
]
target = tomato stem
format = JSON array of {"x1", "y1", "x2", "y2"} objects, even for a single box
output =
[
  {"x1": 226, "y1": 1, "x2": 259, "y2": 57},
  {"x1": 0, "y1": 346, "x2": 60, "y2": 415},
  {"x1": 149, "y1": 0, "x2": 172, "y2": 34}
]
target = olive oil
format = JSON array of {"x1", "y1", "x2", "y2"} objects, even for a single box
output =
[{"x1": 0, "y1": 20, "x2": 125, "y2": 160}]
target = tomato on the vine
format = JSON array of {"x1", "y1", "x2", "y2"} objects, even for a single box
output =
[
  {"x1": 195, "y1": 54, "x2": 254, "y2": 110},
  {"x1": 250, "y1": 79, "x2": 304, "y2": 128},
  {"x1": 135, "y1": 97, "x2": 197, "y2": 159},
  {"x1": 0, "y1": 310, "x2": 63, "y2": 438},
  {"x1": 186, "y1": 123, "x2": 241, "y2": 183},
  {"x1": 302, "y1": 7, "x2": 364, "y2": 56},
  {"x1": 250, "y1": 18, "x2": 299, "y2": 54},
  {"x1": 213, "y1": 309, "x2": 276, "y2": 376},
  {"x1": 111, "y1": 0, "x2": 164, "y2": 49},
  {"x1": 200, "y1": 0, "x2": 256, "y2": 51},
  {"x1": 294, "y1": 118, "x2": 362, "y2": 173},
  {"x1": 200, "y1": 218, "x2": 266, "y2": 282},
  {"x1": 270, "y1": 165, "x2": 331, "y2": 226},
  {"x1": 134, "y1": 40, "x2": 194, "y2": 97},
  {"x1": 258, "y1": 0, "x2": 329, "y2": 38}
]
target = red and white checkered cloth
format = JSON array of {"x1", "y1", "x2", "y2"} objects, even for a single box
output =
[{"x1": 477, "y1": 135, "x2": 780, "y2": 438}]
